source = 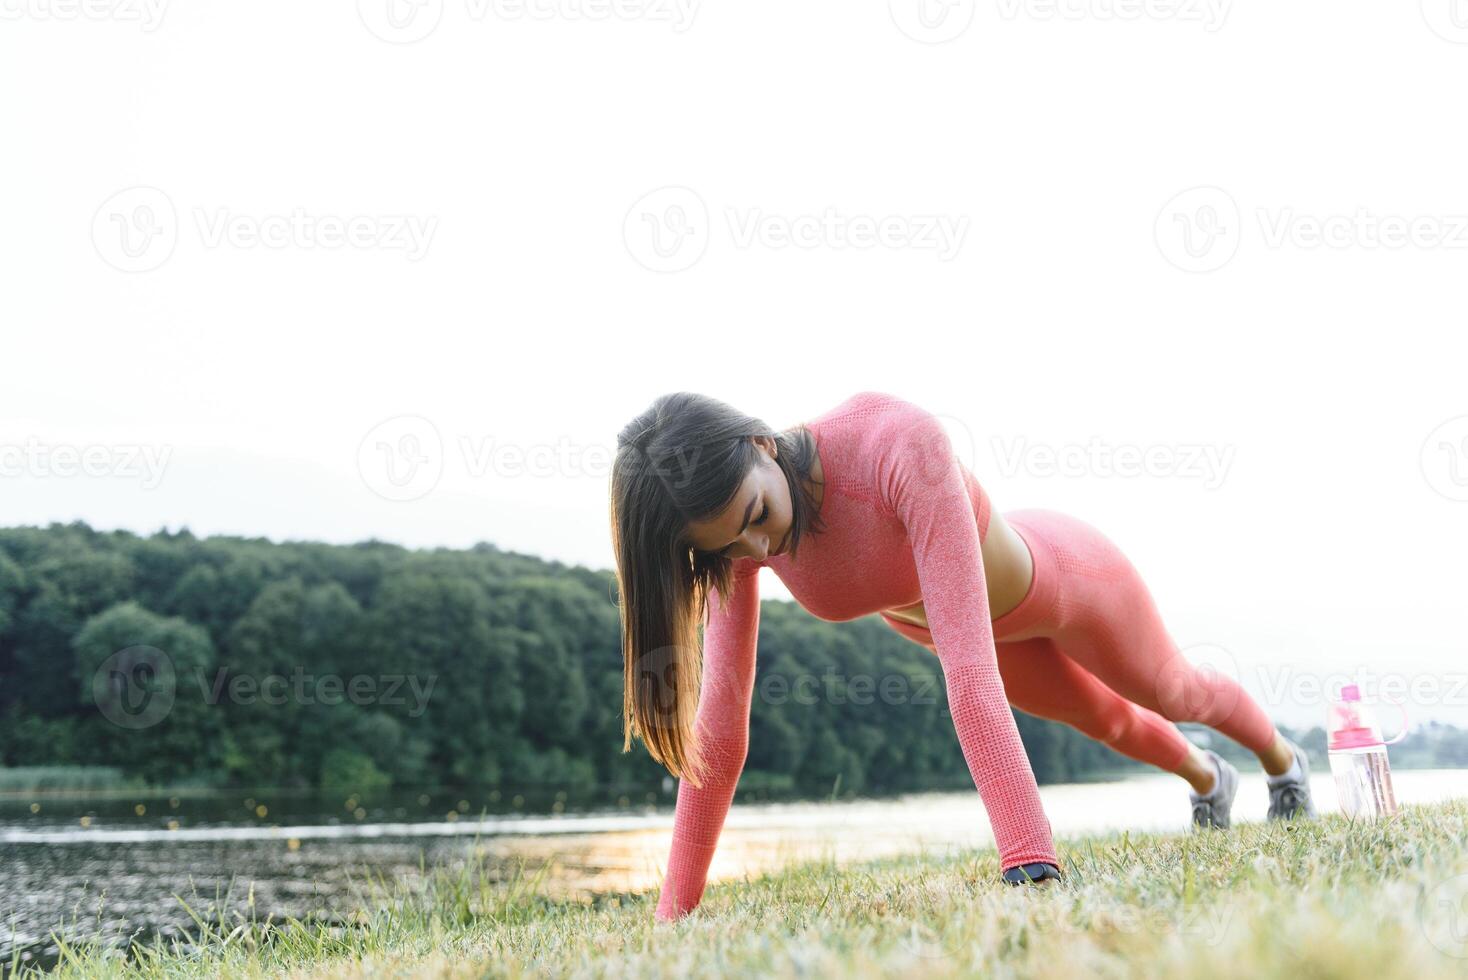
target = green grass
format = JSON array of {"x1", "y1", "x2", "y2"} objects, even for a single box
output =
[
  {"x1": 0, "y1": 767, "x2": 137, "y2": 793},
  {"x1": 27, "y1": 798, "x2": 1468, "y2": 979}
]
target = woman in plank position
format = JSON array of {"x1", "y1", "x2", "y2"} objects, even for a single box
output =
[{"x1": 609, "y1": 390, "x2": 1315, "y2": 922}]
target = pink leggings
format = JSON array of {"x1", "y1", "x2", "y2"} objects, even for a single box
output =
[{"x1": 880, "y1": 508, "x2": 1277, "y2": 772}]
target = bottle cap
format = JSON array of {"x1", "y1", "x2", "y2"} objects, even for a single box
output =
[{"x1": 1328, "y1": 685, "x2": 1384, "y2": 749}]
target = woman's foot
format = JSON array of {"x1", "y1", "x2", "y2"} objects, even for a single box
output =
[
  {"x1": 1265, "y1": 736, "x2": 1318, "y2": 821},
  {"x1": 1189, "y1": 749, "x2": 1239, "y2": 829}
]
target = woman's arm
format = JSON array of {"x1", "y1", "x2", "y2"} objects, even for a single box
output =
[
  {"x1": 654, "y1": 561, "x2": 761, "y2": 922},
  {"x1": 875, "y1": 402, "x2": 1061, "y2": 873}
]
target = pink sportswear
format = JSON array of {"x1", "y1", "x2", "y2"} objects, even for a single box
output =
[
  {"x1": 655, "y1": 390, "x2": 1054, "y2": 921},
  {"x1": 653, "y1": 391, "x2": 1279, "y2": 921}
]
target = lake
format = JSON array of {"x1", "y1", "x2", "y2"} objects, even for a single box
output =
[{"x1": 4, "y1": 768, "x2": 1466, "y2": 969}]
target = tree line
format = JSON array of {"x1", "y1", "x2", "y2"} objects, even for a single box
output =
[{"x1": 0, "y1": 522, "x2": 1158, "y2": 798}]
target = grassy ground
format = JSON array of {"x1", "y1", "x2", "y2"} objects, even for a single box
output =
[{"x1": 28, "y1": 797, "x2": 1468, "y2": 979}]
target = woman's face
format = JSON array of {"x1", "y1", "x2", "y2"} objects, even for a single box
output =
[{"x1": 684, "y1": 436, "x2": 792, "y2": 563}]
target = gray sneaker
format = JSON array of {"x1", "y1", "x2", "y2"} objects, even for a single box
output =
[
  {"x1": 1266, "y1": 737, "x2": 1318, "y2": 821},
  {"x1": 1190, "y1": 749, "x2": 1239, "y2": 830}
]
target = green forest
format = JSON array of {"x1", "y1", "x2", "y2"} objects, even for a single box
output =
[{"x1": 4, "y1": 522, "x2": 1457, "y2": 799}]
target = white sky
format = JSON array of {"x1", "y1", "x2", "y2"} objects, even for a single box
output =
[{"x1": 2, "y1": 1, "x2": 1466, "y2": 727}]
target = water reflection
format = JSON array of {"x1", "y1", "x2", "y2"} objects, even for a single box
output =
[
  {"x1": 501, "y1": 769, "x2": 1468, "y2": 897},
  {"x1": 3, "y1": 769, "x2": 1465, "y2": 969}
]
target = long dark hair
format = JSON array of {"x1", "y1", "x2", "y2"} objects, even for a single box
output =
[{"x1": 609, "y1": 392, "x2": 825, "y2": 787}]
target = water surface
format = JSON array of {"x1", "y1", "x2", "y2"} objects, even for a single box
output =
[{"x1": 4, "y1": 768, "x2": 1465, "y2": 969}]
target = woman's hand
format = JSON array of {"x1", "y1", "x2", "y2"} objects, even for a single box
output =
[{"x1": 1002, "y1": 862, "x2": 1063, "y2": 888}]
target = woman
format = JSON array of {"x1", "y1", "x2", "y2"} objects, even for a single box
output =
[{"x1": 609, "y1": 390, "x2": 1315, "y2": 923}]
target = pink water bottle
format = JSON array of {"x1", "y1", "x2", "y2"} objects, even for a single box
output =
[{"x1": 1325, "y1": 684, "x2": 1409, "y2": 819}]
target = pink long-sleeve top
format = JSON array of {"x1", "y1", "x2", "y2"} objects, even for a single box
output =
[{"x1": 653, "y1": 390, "x2": 1059, "y2": 922}]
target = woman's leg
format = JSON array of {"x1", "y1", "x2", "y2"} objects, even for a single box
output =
[
  {"x1": 879, "y1": 606, "x2": 1209, "y2": 783},
  {"x1": 1002, "y1": 509, "x2": 1285, "y2": 774},
  {"x1": 993, "y1": 636, "x2": 1196, "y2": 774}
]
